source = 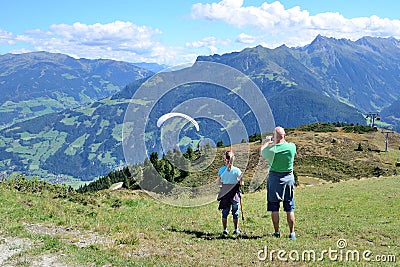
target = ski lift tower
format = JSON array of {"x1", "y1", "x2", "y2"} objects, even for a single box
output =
[
  {"x1": 365, "y1": 112, "x2": 380, "y2": 128},
  {"x1": 381, "y1": 128, "x2": 394, "y2": 152}
]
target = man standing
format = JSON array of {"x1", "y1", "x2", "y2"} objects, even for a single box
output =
[{"x1": 260, "y1": 126, "x2": 297, "y2": 240}]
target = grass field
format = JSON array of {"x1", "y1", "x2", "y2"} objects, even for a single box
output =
[{"x1": 0, "y1": 174, "x2": 398, "y2": 266}]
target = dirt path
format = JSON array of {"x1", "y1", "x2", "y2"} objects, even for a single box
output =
[
  {"x1": 0, "y1": 235, "x2": 69, "y2": 267},
  {"x1": 0, "y1": 223, "x2": 113, "y2": 266}
]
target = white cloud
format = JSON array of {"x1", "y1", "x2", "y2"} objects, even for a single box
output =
[
  {"x1": 236, "y1": 33, "x2": 256, "y2": 44},
  {"x1": 0, "y1": 29, "x2": 30, "y2": 45},
  {"x1": 191, "y1": 0, "x2": 400, "y2": 48},
  {"x1": 1, "y1": 21, "x2": 193, "y2": 65},
  {"x1": 191, "y1": 1, "x2": 310, "y2": 29},
  {"x1": 40, "y1": 21, "x2": 165, "y2": 58},
  {"x1": 186, "y1": 36, "x2": 230, "y2": 55}
]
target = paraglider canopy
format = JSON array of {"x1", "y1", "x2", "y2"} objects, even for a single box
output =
[{"x1": 157, "y1": 112, "x2": 200, "y2": 131}]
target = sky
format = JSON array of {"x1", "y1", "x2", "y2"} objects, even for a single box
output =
[{"x1": 1, "y1": 0, "x2": 400, "y2": 66}]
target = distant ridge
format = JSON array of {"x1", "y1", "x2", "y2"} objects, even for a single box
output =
[
  {"x1": 133, "y1": 62, "x2": 169, "y2": 73},
  {"x1": 0, "y1": 51, "x2": 153, "y2": 127}
]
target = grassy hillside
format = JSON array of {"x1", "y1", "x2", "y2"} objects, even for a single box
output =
[
  {"x1": 291, "y1": 126, "x2": 400, "y2": 183},
  {"x1": 0, "y1": 175, "x2": 398, "y2": 266},
  {"x1": 0, "y1": 126, "x2": 399, "y2": 266},
  {"x1": 181, "y1": 126, "x2": 400, "y2": 189}
]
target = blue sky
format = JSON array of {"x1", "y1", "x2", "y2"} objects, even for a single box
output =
[{"x1": 1, "y1": 0, "x2": 400, "y2": 65}]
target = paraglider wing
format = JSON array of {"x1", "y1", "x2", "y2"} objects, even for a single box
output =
[{"x1": 157, "y1": 112, "x2": 200, "y2": 131}]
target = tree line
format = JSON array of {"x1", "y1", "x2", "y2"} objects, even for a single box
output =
[{"x1": 77, "y1": 146, "x2": 198, "y2": 193}]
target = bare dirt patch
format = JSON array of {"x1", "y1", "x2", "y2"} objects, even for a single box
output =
[
  {"x1": 0, "y1": 223, "x2": 114, "y2": 266},
  {"x1": 24, "y1": 222, "x2": 113, "y2": 248}
]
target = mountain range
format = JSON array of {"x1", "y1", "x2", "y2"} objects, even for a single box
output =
[
  {"x1": 199, "y1": 35, "x2": 400, "y2": 114},
  {"x1": 0, "y1": 51, "x2": 154, "y2": 127},
  {"x1": 0, "y1": 35, "x2": 399, "y2": 181}
]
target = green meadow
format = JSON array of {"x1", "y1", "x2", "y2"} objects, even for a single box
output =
[{"x1": 0, "y1": 174, "x2": 398, "y2": 266}]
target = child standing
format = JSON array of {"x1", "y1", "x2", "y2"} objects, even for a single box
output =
[{"x1": 217, "y1": 150, "x2": 243, "y2": 236}]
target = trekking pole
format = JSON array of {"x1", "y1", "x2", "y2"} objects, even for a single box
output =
[{"x1": 239, "y1": 192, "x2": 245, "y2": 234}]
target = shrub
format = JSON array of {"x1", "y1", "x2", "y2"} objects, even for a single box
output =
[
  {"x1": 248, "y1": 132, "x2": 261, "y2": 142},
  {"x1": 343, "y1": 125, "x2": 376, "y2": 134},
  {"x1": 297, "y1": 122, "x2": 338, "y2": 132}
]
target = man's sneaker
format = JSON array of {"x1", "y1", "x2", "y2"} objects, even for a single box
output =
[
  {"x1": 233, "y1": 229, "x2": 242, "y2": 235},
  {"x1": 222, "y1": 230, "x2": 229, "y2": 236},
  {"x1": 273, "y1": 232, "x2": 280, "y2": 238},
  {"x1": 289, "y1": 233, "x2": 296, "y2": 240}
]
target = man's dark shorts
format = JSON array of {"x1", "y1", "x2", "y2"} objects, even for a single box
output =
[
  {"x1": 267, "y1": 199, "x2": 295, "y2": 212},
  {"x1": 267, "y1": 171, "x2": 295, "y2": 212}
]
